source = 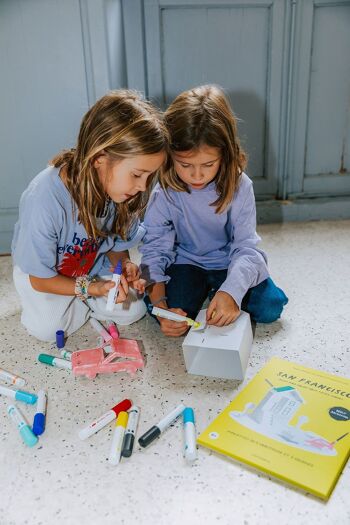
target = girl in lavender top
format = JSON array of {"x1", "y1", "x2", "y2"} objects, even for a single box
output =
[{"x1": 139, "y1": 85, "x2": 288, "y2": 337}]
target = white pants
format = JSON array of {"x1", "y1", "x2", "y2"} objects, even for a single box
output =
[{"x1": 13, "y1": 266, "x2": 147, "y2": 342}]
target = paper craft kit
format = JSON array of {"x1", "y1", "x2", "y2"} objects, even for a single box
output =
[{"x1": 182, "y1": 310, "x2": 253, "y2": 380}]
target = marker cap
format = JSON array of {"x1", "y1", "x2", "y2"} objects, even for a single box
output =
[
  {"x1": 121, "y1": 433, "x2": 135, "y2": 457},
  {"x1": 15, "y1": 390, "x2": 38, "y2": 405},
  {"x1": 111, "y1": 399, "x2": 132, "y2": 416},
  {"x1": 183, "y1": 407, "x2": 195, "y2": 424},
  {"x1": 56, "y1": 330, "x2": 65, "y2": 349},
  {"x1": 138, "y1": 425, "x2": 161, "y2": 448},
  {"x1": 38, "y1": 354, "x2": 55, "y2": 366},
  {"x1": 33, "y1": 413, "x2": 45, "y2": 436},
  {"x1": 113, "y1": 260, "x2": 122, "y2": 274},
  {"x1": 20, "y1": 425, "x2": 38, "y2": 447},
  {"x1": 116, "y1": 411, "x2": 128, "y2": 428}
]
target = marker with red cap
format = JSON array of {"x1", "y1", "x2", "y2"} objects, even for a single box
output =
[{"x1": 78, "y1": 399, "x2": 132, "y2": 440}]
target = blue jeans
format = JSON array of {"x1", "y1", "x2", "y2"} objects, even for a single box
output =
[{"x1": 145, "y1": 264, "x2": 288, "y2": 323}]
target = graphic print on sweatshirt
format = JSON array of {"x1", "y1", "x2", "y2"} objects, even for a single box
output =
[{"x1": 57, "y1": 232, "x2": 101, "y2": 277}]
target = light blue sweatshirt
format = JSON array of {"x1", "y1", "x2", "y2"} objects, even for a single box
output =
[
  {"x1": 139, "y1": 173, "x2": 269, "y2": 308},
  {"x1": 12, "y1": 166, "x2": 145, "y2": 278}
]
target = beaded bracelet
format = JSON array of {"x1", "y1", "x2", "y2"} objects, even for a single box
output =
[{"x1": 75, "y1": 275, "x2": 93, "y2": 300}]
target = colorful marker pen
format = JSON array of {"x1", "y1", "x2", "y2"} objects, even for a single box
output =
[
  {"x1": 152, "y1": 307, "x2": 201, "y2": 329},
  {"x1": 38, "y1": 354, "x2": 72, "y2": 370},
  {"x1": 121, "y1": 405, "x2": 140, "y2": 457},
  {"x1": 60, "y1": 350, "x2": 72, "y2": 361},
  {"x1": 183, "y1": 407, "x2": 197, "y2": 462},
  {"x1": 8, "y1": 405, "x2": 38, "y2": 447},
  {"x1": 32, "y1": 390, "x2": 47, "y2": 436},
  {"x1": 56, "y1": 330, "x2": 65, "y2": 349},
  {"x1": 106, "y1": 320, "x2": 119, "y2": 340},
  {"x1": 89, "y1": 318, "x2": 112, "y2": 343},
  {"x1": 0, "y1": 367, "x2": 26, "y2": 387},
  {"x1": 138, "y1": 404, "x2": 186, "y2": 448},
  {"x1": 108, "y1": 411, "x2": 128, "y2": 465},
  {"x1": 78, "y1": 398, "x2": 132, "y2": 440},
  {"x1": 106, "y1": 260, "x2": 123, "y2": 312},
  {"x1": 0, "y1": 384, "x2": 37, "y2": 404}
]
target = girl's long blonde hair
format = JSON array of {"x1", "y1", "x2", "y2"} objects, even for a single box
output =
[
  {"x1": 51, "y1": 90, "x2": 168, "y2": 239},
  {"x1": 162, "y1": 85, "x2": 246, "y2": 213}
]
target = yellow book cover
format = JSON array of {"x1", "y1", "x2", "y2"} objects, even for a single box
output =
[{"x1": 197, "y1": 358, "x2": 350, "y2": 499}]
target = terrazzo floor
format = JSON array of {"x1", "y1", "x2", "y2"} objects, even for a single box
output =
[{"x1": 0, "y1": 220, "x2": 349, "y2": 525}]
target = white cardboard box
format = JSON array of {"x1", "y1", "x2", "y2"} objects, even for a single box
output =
[{"x1": 182, "y1": 309, "x2": 253, "y2": 380}]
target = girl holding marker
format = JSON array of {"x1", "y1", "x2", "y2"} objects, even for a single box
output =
[
  {"x1": 12, "y1": 90, "x2": 168, "y2": 341},
  {"x1": 139, "y1": 85, "x2": 288, "y2": 337}
]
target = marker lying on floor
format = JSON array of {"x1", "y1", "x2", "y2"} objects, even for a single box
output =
[
  {"x1": 38, "y1": 354, "x2": 72, "y2": 370},
  {"x1": 183, "y1": 407, "x2": 197, "y2": 462},
  {"x1": 0, "y1": 367, "x2": 26, "y2": 387},
  {"x1": 138, "y1": 404, "x2": 186, "y2": 448},
  {"x1": 60, "y1": 350, "x2": 72, "y2": 361},
  {"x1": 106, "y1": 320, "x2": 119, "y2": 340},
  {"x1": 32, "y1": 390, "x2": 47, "y2": 436},
  {"x1": 152, "y1": 307, "x2": 202, "y2": 329},
  {"x1": 0, "y1": 384, "x2": 37, "y2": 404},
  {"x1": 121, "y1": 405, "x2": 140, "y2": 458},
  {"x1": 89, "y1": 318, "x2": 112, "y2": 343},
  {"x1": 78, "y1": 399, "x2": 132, "y2": 440},
  {"x1": 8, "y1": 405, "x2": 38, "y2": 447},
  {"x1": 108, "y1": 411, "x2": 128, "y2": 465}
]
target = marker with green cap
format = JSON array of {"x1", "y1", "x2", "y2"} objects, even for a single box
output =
[
  {"x1": 38, "y1": 354, "x2": 72, "y2": 370},
  {"x1": 8, "y1": 405, "x2": 38, "y2": 447}
]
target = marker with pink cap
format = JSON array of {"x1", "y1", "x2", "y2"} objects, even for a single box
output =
[{"x1": 106, "y1": 321, "x2": 119, "y2": 340}]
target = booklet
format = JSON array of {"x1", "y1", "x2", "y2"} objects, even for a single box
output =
[{"x1": 197, "y1": 357, "x2": 350, "y2": 499}]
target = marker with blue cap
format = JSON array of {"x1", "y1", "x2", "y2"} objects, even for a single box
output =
[
  {"x1": 32, "y1": 390, "x2": 47, "y2": 436},
  {"x1": 56, "y1": 330, "x2": 65, "y2": 349},
  {"x1": 0, "y1": 384, "x2": 37, "y2": 404},
  {"x1": 106, "y1": 260, "x2": 122, "y2": 311},
  {"x1": 8, "y1": 405, "x2": 38, "y2": 447},
  {"x1": 183, "y1": 407, "x2": 197, "y2": 462}
]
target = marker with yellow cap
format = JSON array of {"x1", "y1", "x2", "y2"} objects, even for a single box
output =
[
  {"x1": 152, "y1": 306, "x2": 201, "y2": 329},
  {"x1": 108, "y1": 411, "x2": 128, "y2": 465}
]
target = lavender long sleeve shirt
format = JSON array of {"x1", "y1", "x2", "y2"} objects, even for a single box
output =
[{"x1": 139, "y1": 173, "x2": 269, "y2": 308}]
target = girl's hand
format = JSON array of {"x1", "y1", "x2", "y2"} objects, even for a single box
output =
[
  {"x1": 132, "y1": 278, "x2": 147, "y2": 294},
  {"x1": 88, "y1": 275, "x2": 129, "y2": 303},
  {"x1": 206, "y1": 291, "x2": 240, "y2": 327},
  {"x1": 159, "y1": 308, "x2": 189, "y2": 337},
  {"x1": 123, "y1": 260, "x2": 140, "y2": 283}
]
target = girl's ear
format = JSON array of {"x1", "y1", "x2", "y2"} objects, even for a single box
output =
[{"x1": 92, "y1": 153, "x2": 106, "y2": 169}]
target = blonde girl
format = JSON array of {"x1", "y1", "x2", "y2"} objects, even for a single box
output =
[{"x1": 12, "y1": 90, "x2": 168, "y2": 341}]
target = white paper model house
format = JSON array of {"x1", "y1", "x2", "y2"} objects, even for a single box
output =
[
  {"x1": 248, "y1": 386, "x2": 305, "y2": 429},
  {"x1": 182, "y1": 310, "x2": 253, "y2": 380}
]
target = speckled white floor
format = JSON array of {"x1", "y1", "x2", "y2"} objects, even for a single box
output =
[{"x1": 0, "y1": 220, "x2": 349, "y2": 525}]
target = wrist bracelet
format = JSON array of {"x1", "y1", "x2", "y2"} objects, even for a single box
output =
[
  {"x1": 151, "y1": 296, "x2": 167, "y2": 308},
  {"x1": 75, "y1": 275, "x2": 93, "y2": 300}
]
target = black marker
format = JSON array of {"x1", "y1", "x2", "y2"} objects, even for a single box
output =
[
  {"x1": 138, "y1": 404, "x2": 185, "y2": 448},
  {"x1": 121, "y1": 406, "x2": 140, "y2": 457}
]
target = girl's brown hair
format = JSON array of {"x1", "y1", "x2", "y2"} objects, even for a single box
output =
[
  {"x1": 162, "y1": 85, "x2": 246, "y2": 213},
  {"x1": 50, "y1": 90, "x2": 168, "y2": 239}
]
